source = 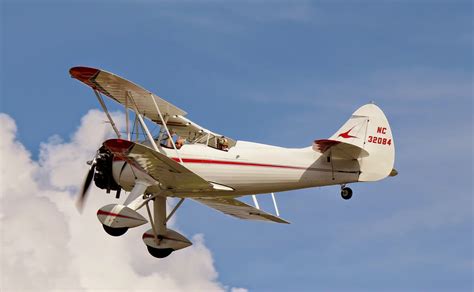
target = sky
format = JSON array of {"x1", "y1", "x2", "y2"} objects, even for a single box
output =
[{"x1": 1, "y1": 1, "x2": 473, "y2": 291}]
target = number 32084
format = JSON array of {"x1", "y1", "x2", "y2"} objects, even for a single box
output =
[{"x1": 367, "y1": 136, "x2": 392, "y2": 145}]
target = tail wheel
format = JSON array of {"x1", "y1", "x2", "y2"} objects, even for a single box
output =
[
  {"x1": 341, "y1": 187, "x2": 353, "y2": 200},
  {"x1": 147, "y1": 246, "x2": 174, "y2": 258},
  {"x1": 103, "y1": 225, "x2": 128, "y2": 237}
]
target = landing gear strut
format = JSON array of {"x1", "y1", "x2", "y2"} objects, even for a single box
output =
[
  {"x1": 340, "y1": 185, "x2": 353, "y2": 200},
  {"x1": 143, "y1": 196, "x2": 191, "y2": 259}
]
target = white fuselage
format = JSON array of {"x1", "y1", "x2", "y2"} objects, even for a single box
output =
[{"x1": 113, "y1": 141, "x2": 360, "y2": 198}]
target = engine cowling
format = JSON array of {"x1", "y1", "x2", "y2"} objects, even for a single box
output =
[{"x1": 94, "y1": 146, "x2": 120, "y2": 192}]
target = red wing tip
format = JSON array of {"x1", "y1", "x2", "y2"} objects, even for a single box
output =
[
  {"x1": 69, "y1": 66, "x2": 100, "y2": 82},
  {"x1": 103, "y1": 139, "x2": 134, "y2": 153}
]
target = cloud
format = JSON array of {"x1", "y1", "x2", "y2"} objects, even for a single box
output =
[{"x1": 0, "y1": 110, "x2": 246, "y2": 292}]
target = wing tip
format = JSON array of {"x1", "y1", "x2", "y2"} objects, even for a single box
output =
[
  {"x1": 103, "y1": 139, "x2": 134, "y2": 154},
  {"x1": 69, "y1": 66, "x2": 100, "y2": 83},
  {"x1": 276, "y1": 219, "x2": 291, "y2": 224}
]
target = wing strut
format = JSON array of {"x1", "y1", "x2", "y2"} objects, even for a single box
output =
[
  {"x1": 252, "y1": 195, "x2": 260, "y2": 209},
  {"x1": 166, "y1": 198, "x2": 185, "y2": 223},
  {"x1": 125, "y1": 94, "x2": 131, "y2": 141},
  {"x1": 253, "y1": 193, "x2": 280, "y2": 216},
  {"x1": 93, "y1": 89, "x2": 121, "y2": 138},
  {"x1": 271, "y1": 192, "x2": 280, "y2": 216},
  {"x1": 148, "y1": 93, "x2": 184, "y2": 164},
  {"x1": 126, "y1": 91, "x2": 160, "y2": 151}
]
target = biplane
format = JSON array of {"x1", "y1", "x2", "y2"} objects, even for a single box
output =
[{"x1": 69, "y1": 66, "x2": 397, "y2": 258}]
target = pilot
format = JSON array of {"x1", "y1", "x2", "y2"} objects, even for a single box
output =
[
  {"x1": 175, "y1": 137, "x2": 185, "y2": 149},
  {"x1": 160, "y1": 131, "x2": 175, "y2": 148},
  {"x1": 218, "y1": 136, "x2": 229, "y2": 151}
]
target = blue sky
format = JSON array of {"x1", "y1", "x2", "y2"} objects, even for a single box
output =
[{"x1": 1, "y1": 1, "x2": 472, "y2": 291}]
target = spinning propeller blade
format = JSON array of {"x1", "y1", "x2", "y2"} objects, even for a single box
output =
[{"x1": 76, "y1": 162, "x2": 96, "y2": 212}]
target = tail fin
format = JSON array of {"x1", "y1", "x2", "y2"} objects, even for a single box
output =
[{"x1": 322, "y1": 103, "x2": 395, "y2": 182}]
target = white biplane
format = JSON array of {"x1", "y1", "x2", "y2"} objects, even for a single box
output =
[{"x1": 70, "y1": 66, "x2": 397, "y2": 258}]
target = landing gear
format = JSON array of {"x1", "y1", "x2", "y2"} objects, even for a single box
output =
[
  {"x1": 340, "y1": 186, "x2": 353, "y2": 200},
  {"x1": 146, "y1": 246, "x2": 174, "y2": 258},
  {"x1": 103, "y1": 224, "x2": 128, "y2": 236},
  {"x1": 142, "y1": 196, "x2": 191, "y2": 258}
]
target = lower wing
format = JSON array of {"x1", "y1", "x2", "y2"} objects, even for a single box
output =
[{"x1": 193, "y1": 197, "x2": 289, "y2": 224}]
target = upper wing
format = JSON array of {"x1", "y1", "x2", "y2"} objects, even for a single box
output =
[
  {"x1": 193, "y1": 197, "x2": 290, "y2": 224},
  {"x1": 104, "y1": 139, "x2": 212, "y2": 192},
  {"x1": 70, "y1": 66, "x2": 235, "y2": 145},
  {"x1": 70, "y1": 66, "x2": 186, "y2": 117}
]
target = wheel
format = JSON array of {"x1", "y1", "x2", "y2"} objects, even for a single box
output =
[
  {"x1": 103, "y1": 225, "x2": 128, "y2": 237},
  {"x1": 147, "y1": 246, "x2": 174, "y2": 258},
  {"x1": 341, "y1": 187, "x2": 353, "y2": 200}
]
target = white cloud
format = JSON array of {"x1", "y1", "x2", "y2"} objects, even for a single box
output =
[{"x1": 0, "y1": 111, "x2": 247, "y2": 292}]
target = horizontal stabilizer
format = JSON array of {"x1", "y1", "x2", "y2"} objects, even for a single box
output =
[
  {"x1": 193, "y1": 197, "x2": 289, "y2": 224},
  {"x1": 313, "y1": 139, "x2": 369, "y2": 159}
]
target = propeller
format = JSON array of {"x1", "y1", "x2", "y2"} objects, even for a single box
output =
[
  {"x1": 76, "y1": 156, "x2": 97, "y2": 212},
  {"x1": 76, "y1": 147, "x2": 123, "y2": 212}
]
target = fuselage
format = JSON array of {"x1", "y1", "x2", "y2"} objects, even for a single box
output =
[{"x1": 113, "y1": 140, "x2": 361, "y2": 198}]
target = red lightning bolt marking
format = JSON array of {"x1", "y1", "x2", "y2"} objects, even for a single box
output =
[{"x1": 338, "y1": 126, "x2": 357, "y2": 139}]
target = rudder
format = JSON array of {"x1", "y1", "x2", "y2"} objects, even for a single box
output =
[{"x1": 329, "y1": 103, "x2": 395, "y2": 182}]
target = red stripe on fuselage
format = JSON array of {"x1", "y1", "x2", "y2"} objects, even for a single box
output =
[
  {"x1": 170, "y1": 157, "x2": 307, "y2": 170},
  {"x1": 111, "y1": 154, "x2": 356, "y2": 173},
  {"x1": 113, "y1": 155, "x2": 305, "y2": 170}
]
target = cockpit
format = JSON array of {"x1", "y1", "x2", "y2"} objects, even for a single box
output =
[{"x1": 157, "y1": 131, "x2": 235, "y2": 152}]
